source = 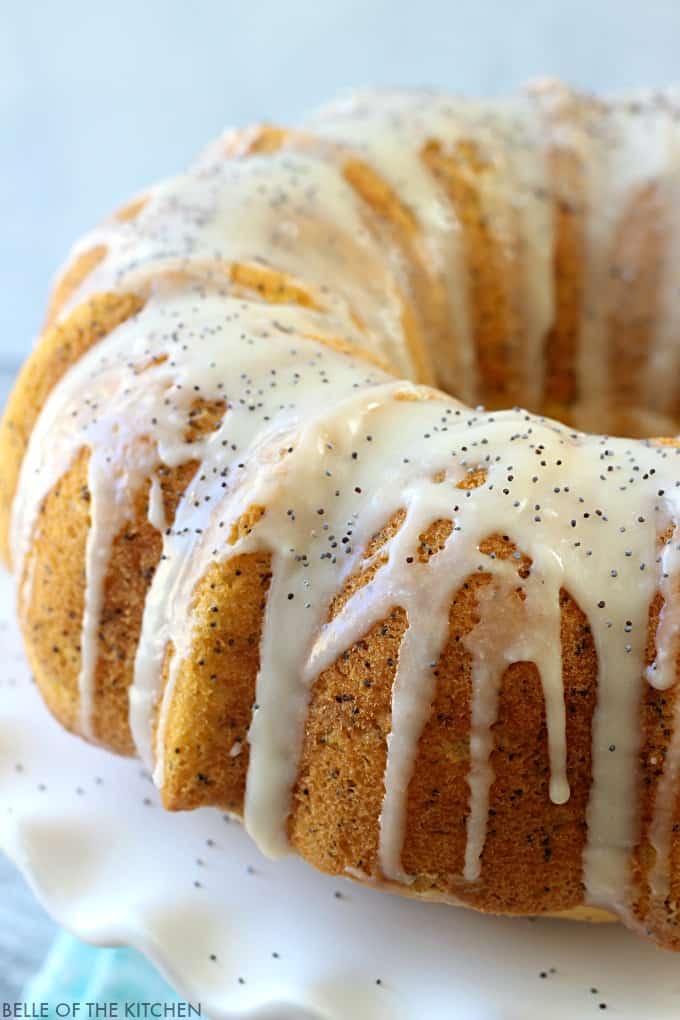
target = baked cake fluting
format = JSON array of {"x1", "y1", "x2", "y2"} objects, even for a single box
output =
[{"x1": 4, "y1": 81, "x2": 680, "y2": 948}]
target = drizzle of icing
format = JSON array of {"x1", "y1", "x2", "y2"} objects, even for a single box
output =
[
  {"x1": 310, "y1": 90, "x2": 554, "y2": 409},
  {"x1": 12, "y1": 290, "x2": 386, "y2": 745},
  {"x1": 11, "y1": 85, "x2": 680, "y2": 941}
]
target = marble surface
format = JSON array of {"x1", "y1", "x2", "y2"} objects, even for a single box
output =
[{"x1": 0, "y1": 857, "x2": 56, "y2": 1002}]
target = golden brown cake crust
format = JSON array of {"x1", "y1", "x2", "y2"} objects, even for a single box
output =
[{"x1": 6, "y1": 84, "x2": 680, "y2": 951}]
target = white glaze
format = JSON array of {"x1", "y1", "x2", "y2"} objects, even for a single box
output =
[
  {"x1": 311, "y1": 91, "x2": 556, "y2": 410},
  {"x1": 11, "y1": 85, "x2": 680, "y2": 940}
]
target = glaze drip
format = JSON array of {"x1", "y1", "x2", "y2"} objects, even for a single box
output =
[{"x1": 10, "y1": 84, "x2": 680, "y2": 945}]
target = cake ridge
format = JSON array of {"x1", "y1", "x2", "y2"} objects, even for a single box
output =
[{"x1": 6, "y1": 83, "x2": 680, "y2": 948}]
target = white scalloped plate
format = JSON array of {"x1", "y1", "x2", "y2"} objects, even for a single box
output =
[{"x1": 1, "y1": 568, "x2": 680, "y2": 1019}]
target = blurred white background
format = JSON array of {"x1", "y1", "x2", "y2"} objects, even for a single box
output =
[{"x1": 2, "y1": 0, "x2": 680, "y2": 367}]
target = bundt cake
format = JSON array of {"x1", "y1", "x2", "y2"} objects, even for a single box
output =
[{"x1": 5, "y1": 80, "x2": 680, "y2": 949}]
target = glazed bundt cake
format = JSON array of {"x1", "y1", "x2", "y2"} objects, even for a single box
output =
[{"x1": 5, "y1": 80, "x2": 680, "y2": 949}]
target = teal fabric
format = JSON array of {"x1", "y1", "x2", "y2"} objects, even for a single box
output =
[{"x1": 23, "y1": 932, "x2": 181, "y2": 1009}]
